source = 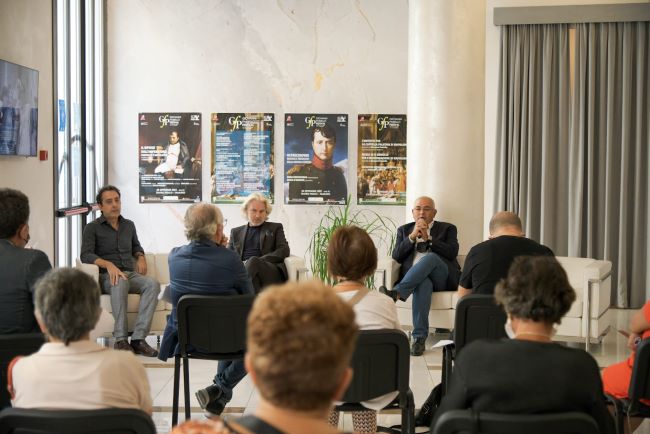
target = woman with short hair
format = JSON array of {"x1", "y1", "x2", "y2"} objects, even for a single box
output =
[
  {"x1": 326, "y1": 225, "x2": 402, "y2": 434},
  {"x1": 9, "y1": 268, "x2": 152, "y2": 414},
  {"x1": 431, "y1": 256, "x2": 614, "y2": 434}
]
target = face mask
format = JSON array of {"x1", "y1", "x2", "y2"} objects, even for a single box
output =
[{"x1": 504, "y1": 317, "x2": 516, "y2": 339}]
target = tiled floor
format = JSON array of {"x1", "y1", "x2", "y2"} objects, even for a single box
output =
[{"x1": 141, "y1": 308, "x2": 650, "y2": 433}]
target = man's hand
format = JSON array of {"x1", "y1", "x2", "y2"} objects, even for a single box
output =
[
  {"x1": 410, "y1": 218, "x2": 430, "y2": 241},
  {"x1": 136, "y1": 255, "x2": 147, "y2": 275},
  {"x1": 105, "y1": 262, "x2": 127, "y2": 286},
  {"x1": 628, "y1": 332, "x2": 641, "y2": 351}
]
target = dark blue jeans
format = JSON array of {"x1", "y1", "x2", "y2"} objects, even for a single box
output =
[
  {"x1": 394, "y1": 253, "x2": 448, "y2": 339},
  {"x1": 214, "y1": 359, "x2": 247, "y2": 401}
]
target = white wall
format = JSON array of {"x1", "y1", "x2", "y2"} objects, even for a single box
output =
[
  {"x1": 0, "y1": 0, "x2": 54, "y2": 261},
  {"x1": 107, "y1": 0, "x2": 408, "y2": 261}
]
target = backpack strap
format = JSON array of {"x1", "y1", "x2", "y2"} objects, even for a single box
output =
[{"x1": 346, "y1": 287, "x2": 370, "y2": 307}]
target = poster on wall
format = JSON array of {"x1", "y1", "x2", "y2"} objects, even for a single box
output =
[
  {"x1": 357, "y1": 114, "x2": 407, "y2": 205},
  {"x1": 284, "y1": 113, "x2": 348, "y2": 205},
  {"x1": 138, "y1": 112, "x2": 202, "y2": 203},
  {"x1": 210, "y1": 113, "x2": 274, "y2": 203}
]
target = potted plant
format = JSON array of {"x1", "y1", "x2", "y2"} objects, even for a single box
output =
[{"x1": 307, "y1": 198, "x2": 396, "y2": 288}]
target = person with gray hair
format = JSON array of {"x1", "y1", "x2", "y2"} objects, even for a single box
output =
[
  {"x1": 0, "y1": 188, "x2": 52, "y2": 334},
  {"x1": 8, "y1": 268, "x2": 152, "y2": 413},
  {"x1": 228, "y1": 193, "x2": 290, "y2": 293},
  {"x1": 457, "y1": 211, "x2": 554, "y2": 298},
  {"x1": 159, "y1": 202, "x2": 253, "y2": 417}
]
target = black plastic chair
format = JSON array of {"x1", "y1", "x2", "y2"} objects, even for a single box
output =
[
  {"x1": 606, "y1": 337, "x2": 650, "y2": 434},
  {"x1": 0, "y1": 407, "x2": 156, "y2": 434},
  {"x1": 431, "y1": 409, "x2": 599, "y2": 434},
  {"x1": 335, "y1": 329, "x2": 415, "y2": 434},
  {"x1": 441, "y1": 295, "x2": 507, "y2": 394},
  {"x1": 0, "y1": 333, "x2": 45, "y2": 408},
  {"x1": 172, "y1": 293, "x2": 254, "y2": 426}
]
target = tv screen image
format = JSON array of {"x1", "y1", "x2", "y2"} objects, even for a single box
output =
[{"x1": 0, "y1": 59, "x2": 39, "y2": 157}]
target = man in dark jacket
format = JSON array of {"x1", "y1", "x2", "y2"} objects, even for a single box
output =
[
  {"x1": 382, "y1": 196, "x2": 460, "y2": 356},
  {"x1": 228, "y1": 193, "x2": 290, "y2": 293}
]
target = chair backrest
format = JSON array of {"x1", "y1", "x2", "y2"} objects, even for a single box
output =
[
  {"x1": 0, "y1": 407, "x2": 156, "y2": 434},
  {"x1": 340, "y1": 329, "x2": 410, "y2": 403},
  {"x1": 432, "y1": 409, "x2": 599, "y2": 434},
  {"x1": 628, "y1": 337, "x2": 650, "y2": 413},
  {"x1": 0, "y1": 333, "x2": 45, "y2": 408},
  {"x1": 177, "y1": 294, "x2": 254, "y2": 358},
  {"x1": 454, "y1": 295, "x2": 507, "y2": 355}
]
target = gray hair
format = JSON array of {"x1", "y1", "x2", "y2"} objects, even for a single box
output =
[
  {"x1": 184, "y1": 203, "x2": 223, "y2": 241},
  {"x1": 241, "y1": 193, "x2": 272, "y2": 218},
  {"x1": 35, "y1": 268, "x2": 101, "y2": 345}
]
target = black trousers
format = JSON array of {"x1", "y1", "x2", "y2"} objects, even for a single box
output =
[{"x1": 245, "y1": 256, "x2": 285, "y2": 294}]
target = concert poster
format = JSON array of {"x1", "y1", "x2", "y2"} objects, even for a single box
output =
[
  {"x1": 357, "y1": 114, "x2": 407, "y2": 205},
  {"x1": 138, "y1": 112, "x2": 202, "y2": 203},
  {"x1": 284, "y1": 113, "x2": 348, "y2": 205},
  {"x1": 210, "y1": 113, "x2": 274, "y2": 203}
]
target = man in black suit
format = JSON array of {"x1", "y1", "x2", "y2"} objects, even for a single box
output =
[
  {"x1": 382, "y1": 196, "x2": 460, "y2": 356},
  {"x1": 0, "y1": 188, "x2": 52, "y2": 334},
  {"x1": 228, "y1": 193, "x2": 290, "y2": 293}
]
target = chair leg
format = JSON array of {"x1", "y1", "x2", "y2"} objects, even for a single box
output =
[
  {"x1": 403, "y1": 390, "x2": 415, "y2": 434},
  {"x1": 183, "y1": 356, "x2": 191, "y2": 421},
  {"x1": 441, "y1": 345, "x2": 453, "y2": 396},
  {"x1": 172, "y1": 355, "x2": 180, "y2": 427}
]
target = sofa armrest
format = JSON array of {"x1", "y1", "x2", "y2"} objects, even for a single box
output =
[
  {"x1": 583, "y1": 259, "x2": 612, "y2": 320},
  {"x1": 76, "y1": 259, "x2": 100, "y2": 283},
  {"x1": 285, "y1": 255, "x2": 306, "y2": 282},
  {"x1": 377, "y1": 257, "x2": 401, "y2": 290}
]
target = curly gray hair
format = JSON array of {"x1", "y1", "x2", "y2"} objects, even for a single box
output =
[
  {"x1": 35, "y1": 268, "x2": 101, "y2": 345},
  {"x1": 241, "y1": 193, "x2": 272, "y2": 218}
]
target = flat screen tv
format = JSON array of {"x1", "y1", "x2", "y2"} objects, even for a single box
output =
[{"x1": 0, "y1": 59, "x2": 39, "y2": 157}]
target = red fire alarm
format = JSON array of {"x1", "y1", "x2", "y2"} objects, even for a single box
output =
[{"x1": 39, "y1": 150, "x2": 48, "y2": 161}]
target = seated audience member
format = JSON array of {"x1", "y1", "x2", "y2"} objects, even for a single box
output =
[
  {"x1": 431, "y1": 256, "x2": 614, "y2": 434},
  {"x1": 601, "y1": 300, "x2": 650, "y2": 433},
  {"x1": 159, "y1": 203, "x2": 254, "y2": 417},
  {"x1": 0, "y1": 188, "x2": 52, "y2": 334},
  {"x1": 9, "y1": 268, "x2": 152, "y2": 413},
  {"x1": 228, "y1": 193, "x2": 290, "y2": 293},
  {"x1": 457, "y1": 211, "x2": 554, "y2": 297},
  {"x1": 229, "y1": 281, "x2": 358, "y2": 434},
  {"x1": 326, "y1": 226, "x2": 402, "y2": 434}
]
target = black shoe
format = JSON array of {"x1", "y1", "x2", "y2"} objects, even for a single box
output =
[
  {"x1": 196, "y1": 384, "x2": 228, "y2": 416},
  {"x1": 130, "y1": 339, "x2": 158, "y2": 357},
  {"x1": 411, "y1": 337, "x2": 426, "y2": 356},
  {"x1": 415, "y1": 384, "x2": 442, "y2": 427},
  {"x1": 378, "y1": 285, "x2": 399, "y2": 303},
  {"x1": 434, "y1": 328, "x2": 452, "y2": 334}
]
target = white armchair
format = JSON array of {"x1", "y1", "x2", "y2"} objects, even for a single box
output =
[
  {"x1": 376, "y1": 255, "x2": 612, "y2": 347},
  {"x1": 77, "y1": 254, "x2": 306, "y2": 341}
]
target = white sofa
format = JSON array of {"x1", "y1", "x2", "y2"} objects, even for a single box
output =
[
  {"x1": 78, "y1": 254, "x2": 305, "y2": 340},
  {"x1": 376, "y1": 255, "x2": 612, "y2": 346}
]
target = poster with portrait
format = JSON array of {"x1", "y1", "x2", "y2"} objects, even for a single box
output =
[
  {"x1": 284, "y1": 113, "x2": 348, "y2": 205},
  {"x1": 357, "y1": 114, "x2": 407, "y2": 205},
  {"x1": 210, "y1": 113, "x2": 274, "y2": 203},
  {"x1": 138, "y1": 113, "x2": 202, "y2": 203}
]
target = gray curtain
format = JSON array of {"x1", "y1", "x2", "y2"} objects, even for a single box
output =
[
  {"x1": 496, "y1": 22, "x2": 650, "y2": 308},
  {"x1": 494, "y1": 24, "x2": 570, "y2": 252},
  {"x1": 569, "y1": 22, "x2": 649, "y2": 308}
]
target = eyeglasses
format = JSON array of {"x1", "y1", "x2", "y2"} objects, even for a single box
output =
[
  {"x1": 222, "y1": 219, "x2": 228, "y2": 226},
  {"x1": 413, "y1": 207, "x2": 434, "y2": 212}
]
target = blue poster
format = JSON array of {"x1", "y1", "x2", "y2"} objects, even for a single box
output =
[
  {"x1": 58, "y1": 99, "x2": 66, "y2": 132},
  {"x1": 211, "y1": 113, "x2": 274, "y2": 203}
]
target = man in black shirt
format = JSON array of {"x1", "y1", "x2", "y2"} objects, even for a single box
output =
[
  {"x1": 80, "y1": 185, "x2": 160, "y2": 356},
  {"x1": 228, "y1": 193, "x2": 290, "y2": 293},
  {"x1": 458, "y1": 211, "x2": 554, "y2": 297}
]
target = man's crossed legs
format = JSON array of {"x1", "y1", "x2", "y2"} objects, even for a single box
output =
[{"x1": 382, "y1": 253, "x2": 448, "y2": 356}]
